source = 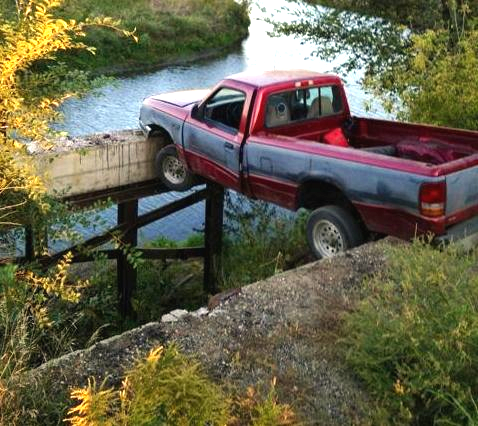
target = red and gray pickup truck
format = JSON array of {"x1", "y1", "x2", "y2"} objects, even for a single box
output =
[{"x1": 139, "y1": 70, "x2": 478, "y2": 258}]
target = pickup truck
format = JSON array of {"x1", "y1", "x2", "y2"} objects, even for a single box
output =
[{"x1": 139, "y1": 70, "x2": 478, "y2": 258}]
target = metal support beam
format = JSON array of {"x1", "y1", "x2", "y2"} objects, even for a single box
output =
[
  {"x1": 204, "y1": 182, "x2": 224, "y2": 294},
  {"x1": 117, "y1": 199, "x2": 138, "y2": 318}
]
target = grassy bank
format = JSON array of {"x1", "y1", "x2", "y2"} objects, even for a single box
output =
[
  {"x1": 59, "y1": 0, "x2": 250, "y2": 73},
  {"x1": 1, "y1": 0, "x2": 250, "y2": 74},
  {"x1": 0, "y1": 195, "x2": 308, "y2": 424},
  {"x1": 343, "y1": 241, "x2": 478, "y2": 424}
]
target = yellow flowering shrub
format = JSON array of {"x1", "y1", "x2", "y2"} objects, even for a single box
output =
[
  {"x1": 0, "y1": 0, "x2": 136, "y2": 229},
  {"x1": 66, "y1": 346, "x2": 296, "y2": 426}
]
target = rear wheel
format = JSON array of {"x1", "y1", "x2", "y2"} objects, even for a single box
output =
[
  {"x1": 306, "y1": 205, "x2": 364, "y2": 259},
  {"x1": 156, "y1": 145, "x2": 195, "y2": 191}
]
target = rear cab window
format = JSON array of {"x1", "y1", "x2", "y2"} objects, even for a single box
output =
[{"x1": 265, "y1": 85, "x2": 343, "y2": 128}]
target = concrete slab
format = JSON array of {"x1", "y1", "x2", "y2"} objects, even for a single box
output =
[{"x1": 34, "y1": 130, "x2": 161, "y2": 198}]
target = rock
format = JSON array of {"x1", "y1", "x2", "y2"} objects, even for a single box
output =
[
  {"x1": 208, "y1": 287, "x2": 241, "y2": 310},
  {"x1": 161, "y1": 309, "x2": 189, "y2": 323},
  {"x1": 208, "y1": 308, "x2": 226, "y2": 318},
  {"x1": 191, "y1": 307, "x2": 209, "y2": 318}
]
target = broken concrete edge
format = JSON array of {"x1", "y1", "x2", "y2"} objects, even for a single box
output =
[
  {"x1": 25, "y1": 238, "x2": 397, "y2": 390},
  {"x1": 30, "y1": 129, "x2": 163, "y2": 197},
  {"x1": 160, "y1": 288, "x2": 244, "y2": 322},
  {"x1": 28, "y1": 129, "x2": 144, "y2": 155}
]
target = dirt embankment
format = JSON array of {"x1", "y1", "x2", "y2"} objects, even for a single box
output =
[{"x1": 29, "y1": 239, "x2": 395, "y2": 424}]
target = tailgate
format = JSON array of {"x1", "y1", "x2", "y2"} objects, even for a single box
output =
[{"x1": 446, "y1": 164, "x2": 478, "y2": 222}]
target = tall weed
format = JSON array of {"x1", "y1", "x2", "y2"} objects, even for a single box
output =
[
  {"x1": 222, "y1": 193, "x2": 309, "y2": 288},
  {"x1": 65, "y1": 345, "x2": 295, "y2": 426},
  {"x1": 344, "y1": 240, "x2": 478, "y2": 424}
]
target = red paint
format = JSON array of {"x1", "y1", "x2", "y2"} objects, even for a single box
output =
[
  {"x1": 247, "y1": 173, "x2": 298, "y2": 209},
  {"x1": 354, "y1": 202, "x2": 446, "y2": 238},
  {"x1": 185, "y1": 149, "x2": 241, "y2": 192}
]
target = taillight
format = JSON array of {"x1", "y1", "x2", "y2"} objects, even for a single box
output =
[{"x1": 419, "y1": 181, "x2": 446, "y2": 217}]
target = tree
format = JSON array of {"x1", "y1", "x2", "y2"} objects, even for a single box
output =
[
  {"x1": 270, "y1": 0, "x2": 478, "y2": 129},
  {"x1": 0, "y1": 0, "x2": 135, "y2": 229}
]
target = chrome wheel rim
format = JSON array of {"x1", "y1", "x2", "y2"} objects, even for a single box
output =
[
  {"x1": 163, "y1": 155, "x2": 186, "y2": 185},
  {"x1": 312, "y1": 220, "x2": 345, "y2": 258}
]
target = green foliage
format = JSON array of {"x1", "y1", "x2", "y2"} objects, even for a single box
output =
[
  {"x1": 66, "y1": 345, "x2": 295, "y2": 426},
  {"x1": 382, "y1": 28, "x2": 478, "y2": 129},
  {"x1": 269, "y1": 3, "x2": 408, "y2": 76},
  {"x1": 271, "y1": 1, "x2": 478, "y2": 130},
  {"x1": 49, "y1": 0, "x2": 250, "y2": 72},
  {"x1": 222, "y1": 194, "x2": 309, "y2": 287},
  {"x1": 233, "y1": 379, "x2": 296, "y2": 425},
  {"x1": 0, "y1": 254, "x2": 87, "y2": 373},
  {"x1": 343, "y1": 240, "x2": 478, "y2": 424},
  {"x1": 304, "y1": 0, "x2": 478, "y2": 30},
  {"x1": 66, "y1": 345, "x2": 230, "y2": 425},
  {"x1": 0, "y1": 254, "x2": 91, "y2": 424}
]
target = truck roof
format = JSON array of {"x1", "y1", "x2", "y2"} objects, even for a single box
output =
[{"x1": 226, "y1": 69, "x2": 341, "y2": 88}]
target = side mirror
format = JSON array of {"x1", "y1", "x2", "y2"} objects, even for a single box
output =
[{"x1": 191, "y1": 103, "x2": 201, "y2": 120}]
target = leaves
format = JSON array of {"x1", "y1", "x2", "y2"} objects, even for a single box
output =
[
  {"x1": 343, "y1": 241, "x2": 478, "y2": 424},
  {"x1": 271, "y1": 1, "x2": 478, "y2": 129},
  {"x1": 0, "y1": 0, "x2": 136, "y2": 230}
]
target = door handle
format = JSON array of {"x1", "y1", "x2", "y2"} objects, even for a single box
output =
[{"x1": 224, "y1": 142, "x2": 234, "y2": 150}]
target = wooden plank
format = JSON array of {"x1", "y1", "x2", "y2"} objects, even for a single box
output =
[
  {"x1": 203, "y1": 182, "x2": 224, "y2": 294},
  {"x1": 25, "y1": 226, "x2": 33, "y2": 262},
  {"x1": 39, "y1": 188, "x2": 208, "y2": 267},
  {"x1": 2, "y1": 246, "x2": 207, "y2": 265},
  {"x1": 140, "y1": 247, "x2": 205, "y2": 260},
  {"x1": 64, "y1": 179, "x2": 168, "y2": 207},
  {"x1": 69, "y1": 249, "x2": 122, "y2": 263},
  {"x1": 117, "y1": 200, "x2": 138, "y2": 318}
]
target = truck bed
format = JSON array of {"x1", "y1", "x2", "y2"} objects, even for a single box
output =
[{"x1": 269, "y1": 116, "x2": 478, "y2": 172}]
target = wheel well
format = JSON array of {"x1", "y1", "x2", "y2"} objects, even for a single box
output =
[
  {"x1": 298, "y1": 180, "x2": 365, "y2": 227},
  {"x1": 148, "y1": 125, "x2": 173, "y2": 147}
]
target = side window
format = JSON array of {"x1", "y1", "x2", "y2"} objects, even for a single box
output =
[
  {"x1": 265, "y1": 85, "x2": 344, "y2": 127},
  {"x1": 203, "y1": 87, "x2": 246, "y2": 132}
]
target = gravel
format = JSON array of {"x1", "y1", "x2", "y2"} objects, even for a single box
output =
[{"x1": 28, "y1": 238, "x2": 396, "y2": 424}]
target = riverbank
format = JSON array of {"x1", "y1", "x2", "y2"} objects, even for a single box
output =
[
  {"x1": 24, "y1": 239, "x2": 390, "y2": 424},
  {"x1": 32, "y1": 0, "x2": 250, "y2": 74}
]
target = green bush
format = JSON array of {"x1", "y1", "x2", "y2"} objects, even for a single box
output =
[
  {"x1": 222, "y1": 194, "x2": 309, "y2": 287},
  {"x1": 65, "y1": 345, "x2": 295, "y2": 426},
  {"x1": 54, "y1": 0, "x2": 250, "y2": 71},
  {"x1": 343, "y1": 240, "x2": 478, "y2": 424}
]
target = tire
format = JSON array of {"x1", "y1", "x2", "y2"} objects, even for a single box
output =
[
  {"x1": 155, "y1": 145, "x2": 195, "y2": 191},
  {"x1": 306, "y1": 205, "x2": 364, "y2": 259}
]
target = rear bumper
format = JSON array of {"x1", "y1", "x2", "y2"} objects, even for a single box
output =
[{"x1": 435, "y1": 215, "x2": 478, "y2": 250}]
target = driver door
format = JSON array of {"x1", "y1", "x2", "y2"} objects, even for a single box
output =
[{"x1": 182, "y1": 85, "x2": 250, "y2": 192}]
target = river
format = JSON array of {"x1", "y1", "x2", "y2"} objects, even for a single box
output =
[{"x1": 56, "y1": 0, "x2": 385, "y2": 245}]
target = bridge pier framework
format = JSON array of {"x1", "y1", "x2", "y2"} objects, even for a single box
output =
[{"x1": 15, "y1": 180, "x2": 225, "y2": 319}]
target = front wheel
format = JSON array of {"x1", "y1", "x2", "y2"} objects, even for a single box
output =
[
  {"x1": 306, "y1": 205, "x2": 364, "y2": 259},
  {"x1": 155, "y1": 145, "x2": 195, "y2": 191}
]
